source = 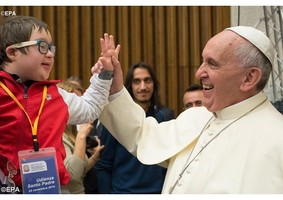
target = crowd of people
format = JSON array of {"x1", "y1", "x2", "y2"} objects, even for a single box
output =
[{"x1": 1, "y1": 15, "x2": 283, "y2": 194}]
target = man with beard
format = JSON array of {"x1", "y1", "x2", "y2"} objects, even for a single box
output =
[{"x1": 94, "y1": 62, "x2": 174, "y2": 194}]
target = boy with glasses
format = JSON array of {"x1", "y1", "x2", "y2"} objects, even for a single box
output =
[{"x1": 0, "y1": 15, "x2": 118, "y2": 193}]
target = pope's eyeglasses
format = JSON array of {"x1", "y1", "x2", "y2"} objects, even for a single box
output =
[{"x1": 12, "y1": 40, "x2": 56, "y2": 56}]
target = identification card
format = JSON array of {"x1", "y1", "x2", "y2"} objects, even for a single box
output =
[{"x1": 18, "y1": 147, "x2": 61, "y2": 194}]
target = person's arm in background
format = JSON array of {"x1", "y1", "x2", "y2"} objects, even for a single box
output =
[
  {"x1": 85, "y1": 135, "x2": 104, "y2": 172},
  {"x1": 64, "y1": 124, "x2": 104, "y2": 182},
  {"x1": 73, "y1": 124, "x2": 93, "y2": 160}
]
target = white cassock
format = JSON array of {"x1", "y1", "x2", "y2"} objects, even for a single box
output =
[{"x1": 99, "y1": 87, "x2": 283, "y2": 193}]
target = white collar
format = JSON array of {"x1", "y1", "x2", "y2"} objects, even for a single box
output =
[{"x1": 214, "y1": 92, "x2": 268, "y2": 120}]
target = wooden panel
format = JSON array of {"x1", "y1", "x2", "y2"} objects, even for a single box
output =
[
  {"x1": 142, "y1": 7, "x2": 154, "y2": 66},
  {"x1": 55, "y1": 7, "x2": 68, "y2": 80},
  {"x1": 43, "y1": 6, "x2": 55, "y2": 79},
  {"x1": 31, "y1": 6, "x2": 42, "y2": 19},
  {"x1": 105, "y1": 6, "x2": 116, "y2": 36},
  {"x1": 129, "y1": 6, "x2": 142, "y2": 63},
  {"x1": 200, "y1": 6, "x2": 213, "y2": 50},
  {"x1": 19, "y1": 6, "x2": 30, "y2": 16},
  {"x1": 117, "y1": 6, "x2": 130, "y2": 74},
  {"x1": 177, "y1": 7, "x2": 190, "y2": 110},
  {"x1": 212, "y1": 6, "x2": 231, "y2": 33},
  {"x1": 153, "y1": 7, "x2": 167, "y2": 105},
  {"x1": 93, "y1": 6, "x2": 104, "y2": 65},
  {"x1": 166, "y1": 6, "x2": 178, "y2": 112},
  {"x1": 69, "y1": 7, "x2": 80, "y2": 77},
  {"x1": 189, "y1": 7, "x2": 201, "y2": 84},
  {"x1": 80, "y1": 6, "x2": 92, "y2": 87},
  {"x1": 0, "y1": 6, "x2": 230, "y2": 115}
]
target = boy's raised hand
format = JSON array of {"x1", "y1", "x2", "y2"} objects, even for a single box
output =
[
  {"x1": 91, "y1": 33, "x2": 123, "y2": 94},
  {"x1": 100, "y1": 33, "x2": 116, "y2": 57},
  {"x1": 91, "y1": 33, "x2": 120, "y2": 73}
]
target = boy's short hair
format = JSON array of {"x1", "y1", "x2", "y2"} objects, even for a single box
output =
[{"x1": 0, "y1": 15, "x2": 50, "y2": 65}]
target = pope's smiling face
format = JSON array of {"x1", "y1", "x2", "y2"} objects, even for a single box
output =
[{"x1": 195, "y1": 30, "x2": 252, "y2": 112}]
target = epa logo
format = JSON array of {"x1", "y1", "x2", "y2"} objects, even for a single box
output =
[{"x1": 1, "y1": 11, "x2": 16, "y2": 16}]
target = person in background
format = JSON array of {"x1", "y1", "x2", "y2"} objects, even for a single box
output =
[
  {"x1": 272, "y1": 99, "x2": 283, "y2": 114},
  {"x1": 83, "y1": 117, "x2": 103, "y2": 194},
  {"x1": 66, "y1": 76, "x2": 84, "y2": 94},
  {"x1": 57, "y1": 81, "x2": 104, "y2": 194},
  {"x1": 63, "y1": 75, "x2": 104, "y2": 194},
  {"x1": 183, "y1": 83, "x2": 204, "y2": 110},
  {"x1": 96, "y1": 26, "x2": 283, "y2": 193},
  {"x1": 0, "y1": 15, "x2": 118, "y2": 193},
  {"x1": 94, "y1": 62, "x2": 175, "y2": 194}
]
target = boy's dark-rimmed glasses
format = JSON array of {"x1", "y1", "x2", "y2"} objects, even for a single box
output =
[{"x1": 12, "y1": 40, "x2": 56, "y2": 56}]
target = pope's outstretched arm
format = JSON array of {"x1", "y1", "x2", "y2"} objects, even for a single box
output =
[{"x1": 98, "y1": 35, "x2": 212, "y2": 166}]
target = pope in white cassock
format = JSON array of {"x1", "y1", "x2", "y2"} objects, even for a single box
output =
[{"x1": 96, "y1": 26, "x2": 283, "y2": 193}]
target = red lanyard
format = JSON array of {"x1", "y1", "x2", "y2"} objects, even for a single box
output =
[{"x1": 0, "y1": 81, "x2": 47, "y2": 151}]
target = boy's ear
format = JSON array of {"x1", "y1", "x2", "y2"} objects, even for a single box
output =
[{"x1": 5, "y1": 46, "x2": 17, "y2": 61}]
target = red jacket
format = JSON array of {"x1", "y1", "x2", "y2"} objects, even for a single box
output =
[{"x1": 0, "y1": 71, "x2": 70, "y2": 187}]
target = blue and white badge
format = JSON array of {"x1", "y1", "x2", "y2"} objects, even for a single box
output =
[{"x1": 18, "y1": 147, "x2": 61, "y2": 194}]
